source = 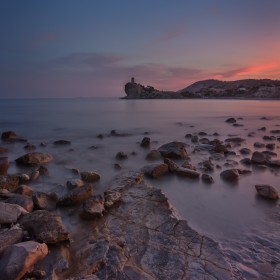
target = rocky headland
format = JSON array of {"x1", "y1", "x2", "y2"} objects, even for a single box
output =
[{"x1": 124, "y1": 78, "x2": 280, "y2": 99}]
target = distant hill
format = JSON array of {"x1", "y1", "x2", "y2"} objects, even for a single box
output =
[{"x1": 124, "y1": 78, "x2": 280, "y2": 99}]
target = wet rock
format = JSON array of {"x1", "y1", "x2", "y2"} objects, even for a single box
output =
[
  {"x1": 233, "y1": 123, "x2": 243, "y2": 127},
  {"x1": 0, "y1": 201, "x2": 28, "y2": 224},
  {"x1": 240, "y1": 148, "x2": 251, "y2": 155},
  {"x1": 240, "y1": 158, "x2": 251, "y2": 165},
  {"x1": 213, "y1": 132, "x2": 220, "y2": 136},
  {"x1": 29, "y1": 170, "x2": 40, "y2": 181},
  {"x1": 212, "y1": 144, "x2": 228, "y2": 154},
  {"x1": 254, "y1": 142, "x2": 265, "y2": 148},
  {"x1": 66, "y1": 178, "x2": 84, "y2": 190},
  {"x1": 225, "y1": 137, "x2": 245, "y2": 143},
  {"x1": 4, "y1": 193, "x2": 34, "y2": 212},
  {"x1": 181, "y1": 161, "x2": 196, "y2": 170},
  {"x1": 24, "y1": 143, "x2": 36, "y2": 151},
  {"x1": 225, "y1": 117, "x2": 236, "y2": 123},
  {"x1": 16, "y1": 152, "x2": 53, "y2": 166},
  {"x1": 255, "y1": 184, "x2": 279, "y2": 200},
  {"x1": 258, "y1": 127, "x2": 266, "y2": 131},
  {"x1": 262, "y1": 150, "x2": 277, "y2": 157},
  {"x1": 0, "y1": 157, "x2": 9, "y2": 176},
  {"x1": 237, "y1": 169, "x2": 252, "y2": 175},
  {"x1": 266, "y1": 143, "x2": 275, "y2": 150},
  {"x1": 198, "y1": 159, "x2": 214, "y2": 172},
  {"x1": 175, "y1": 167, "x2": 200, "y2": 179},
  {"x1": 164, "y1": 158, "x2": 179, "y2": 172},
  {"x1": 14, "y1": 185, "x2": 33, "y2": 196},
  {"x1": 199, "y1": 137, "x2": 210, "y2": 144},
  {"x1": 20, "y1": 210, "x2": 69, "y2": 243},
  {"x1": 185, "y1": 133, "x2": 192, "y2": 138},
  {"x1": 38, "y1": 165, "x2": 49, "y2": 176},
  {"x1": 0, "y1": 241, "x2": 48, "y2": 280},
  {"x1": 58, "y1": 184, "x2": 93, "y2": 206},
  {"x1": 198, "y1": 131, "x2": 207, "y2": 136},
  {"x1": 158, "y1": 141, "x2": 188, "y2": 159},
  {"x1": 71, "y1": 172, "x2": 232, "y2": 279},
  {"x1": 53, "y1": 140, "x2": 71, "y2": 146},
  {"x1": 251, "y1": 151, "x2": 268, "y2": 165},
  {"x1": 97, "y1": 133, "x2": 103, "y2": 139},
  {"x1": 270, "y1": 130, "x2": 280, "y2": 134},
  {"x1": 1, "y1": 130, "x2": 17, "y2": 141},
  {"x1": 146, "y1": 149, "x2": 162, "y2": 161},
  {"x1": 79, "y1": 195, "x2": 105, "y2": 219},
  {"x1": 0, "y1": 147, "x2": 8, "y2": 154},
  {"x1": 0, "y1": 174, "x2": 20, "y2": 190},
  {"x1": 115, "y1": 151, "x2": 128, "y2": 160},
  {"x1": 19, "y1": 174, "x2": 30, "y2": 184},
  {"x1": 263, "y1": 135, "x2": 276, "y2": 141},
  {"x1": 0, "y1": 227, "x2": 23, "y2": 254},
  {"x1": 81, "y1": 171, "x2": 100, "y2": 182},
  {"x1": 33, "y1": 192, "x2": 58, "y2": 210},
  {"x1": 110, "y1": 130, "x2": 130, "y2": 137},
  {"x1": 220, "y1": 169, "x2": 239, "y2": 182},
  {"x1": 140, "y1": 137, "x2": 150, "y2": 147},
  {"x1": 142, "y1": 163, "x2": 169, "y2": 178},
  {"x1": 201, "y1": 173, "x2": 214, "y2": 184}
]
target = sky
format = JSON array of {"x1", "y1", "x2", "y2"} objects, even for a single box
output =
[{"x1": 0, "y1": 0, "x2": 280, "y2": 98}]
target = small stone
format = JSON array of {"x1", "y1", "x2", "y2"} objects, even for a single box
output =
[
  {"x1": 225, "y1": 118, "x2": 236, "y2": 123},
  {"x1": 140, "y1": 137, "x2": 150, "y2": 147},
  {"x1": 79, "y1": 195, "x2": 105, "y2": 219},
  {"x1": 239, "y1": 148, "x2": 251, "y2": 155},
  {"x1": 66, "y1": 179, "x2": 84, "y2": 190},
  {"x1": 114, "y1": 163, "x2": 122, "y2": 170},
  {"x1": 53, "y1": 140, "x2": 71, "y2": 146},
  {"x1": 263, "y1": 135, "x2": 276, "y2": 141},
  {"x1": 266, "y1": 143, "x2": 275, "y2": 150},
  {"x1": 116, "y1": 152, "x2": 128, "y2": 160},
  {"x1": 258, "y1": 127, "x2": 266, "y2": 131},
  {"x1": 175, "y1": 167, "x2": 200, "y2": 179},
  {"x1": 254, "y1": 142, "x2": 265, "y2": 148},
  {"x1": 14, "y1": 185, "x2": 33, "y2": 196},
  {"x1": 142, "y1": 163, "x2": 169, "y2": 178},
  {"x1": 201, "y1": 174, "x2": 214, "y2": 184},
  {"x1": 255, "y1": 184, "x2": 279, "y2": 200},
  {"x1": 220, "y1": 169, "x2": 239, "y2": 182},
  {"x1": 81, "y1": 171, "x2": 100, "y2": 182},
  {"x1": 270, "y1": 130, "x2": 280, "y2": 134},
  {"x1": 164, "y1": 158, "x2": 179, "y2": 172},
  {"x1": 29, "y1": 170, "x2": 40, "y2": 181},
  {"x1": 24, "y1": 143, "x2": 36, "y2": 151},
  {"x1": 191, "y1": 135, "x2": 198, "y2": 143},
  {"x1": 33, "y1": 192, "x2": 58, "y2": 211},
  {"x1": 146, "y1": 150, "x2": 162, "y2": 161},
  {"x1": 38, "y1": 166, "x2": 49, "y2": 176},
  {"x1": 225, "y1": 137, "x2": 245, "y2": 143},
  {"x1": 251, "y1": 151, "x2": 268, "y2": 165},
  {"x1": 240, "y1": 158, "x2": 251, "y2": 165}
]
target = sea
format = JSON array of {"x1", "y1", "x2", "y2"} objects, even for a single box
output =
[{"x1": 1, "y1": 98, "x2": 280, "y2": 276}]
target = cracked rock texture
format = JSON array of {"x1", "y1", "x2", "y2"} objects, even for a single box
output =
[{"x1": 66, "y1": 172, "x2": 233, "y2": 279}]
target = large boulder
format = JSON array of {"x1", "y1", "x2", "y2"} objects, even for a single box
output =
[
  {"x1": 158, "y1": 141, "x2": 188, "y2": 159},
  {"x1": 255, "y1": 185, "x2": 279, "y2": 200},
  {"x1": 15, "y1": 152, "x2": 53, "y2": 166},
  {"x1": 0, "y1": 202, "x2": 28, "y2": 224},
  {"x1": 0, "y1": 241, "x2": 48, "y2": 280},
  {"x1": 220, "y1": 169, "x2": 239, "y2": 182},
  {"x1": 20, "y1": 210, "x2": 69, "y2": 244}
]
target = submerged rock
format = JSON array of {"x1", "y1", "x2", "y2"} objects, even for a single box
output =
[
  {"x1": 175, "y1": 167, "x2": 200, "y2": 179},
  {"x1": 20, "y1": 210, "x2": 69, "y2": 243},
  {"x1": 255, "y1": 184, "x2": 279, "y2": 200},
  {"x1": 115, "y1": 151, "x2": 128, "y2": 160},
  {"x1": 69, "y1": 172, "x2": 233, "y2": 279},
  {"x1": 140, "y1": 136, "x2": 151, "y2": 147},
  {"x1": 53, "y1": 140, "x2": 71, "y2": 146},
  {"x1": 158, "y1": 141, "x2": 188, "y2": 159},
  {"x1": 0, "y1": 241, "x2": 48, "y2": 280},
  {"x1": 1, "y1": 130, "x2": 17, "y2": 141},
  {"x1": 15, "y1": 152, "x2": 53, "y2": 166},
  {"x1": 146, "y1": 149, "x2": 162, "y2": 161},
  {"x1": 201, "y1": 173, "x2": 214, "y2": 184},
  {"x1": 225, "y1": 118, "x2": 236, "y2": 123}
]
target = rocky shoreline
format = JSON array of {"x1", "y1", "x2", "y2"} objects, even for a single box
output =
[
  {"x1": 0, "y1": 118, "x2": 280, "y2": 279},
  {"x1": 124, "y1": 78, "x2": 280, "y2": 99}
]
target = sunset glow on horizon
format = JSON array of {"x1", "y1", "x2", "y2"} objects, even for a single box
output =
[{"x1": 0, "y1": 0, "x2": 280, "y2": 98}]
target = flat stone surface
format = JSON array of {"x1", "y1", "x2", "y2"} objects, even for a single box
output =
[{"x1": 65, "y1": 172, "x2": 232, "y2": 279}]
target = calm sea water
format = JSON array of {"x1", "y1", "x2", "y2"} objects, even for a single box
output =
[{"x1": 1, "y1": 98, "x2": 280, "y2": 242}]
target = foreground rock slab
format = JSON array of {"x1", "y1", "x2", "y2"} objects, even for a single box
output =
[
  {"x1": 0, "y1": 241, "x2": 48, "y2": 280},
  {"x1": 66, "y1": 172, "x2": 233, "y2": 279}
]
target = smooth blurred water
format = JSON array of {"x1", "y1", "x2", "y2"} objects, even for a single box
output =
[{"x1": 0, "y1": 98, "x2": 280, "y2": 241}]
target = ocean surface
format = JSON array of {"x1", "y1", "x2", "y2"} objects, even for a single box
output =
[{"x1": 1, "y1": 98, "x2": 280, "y2": 250}]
